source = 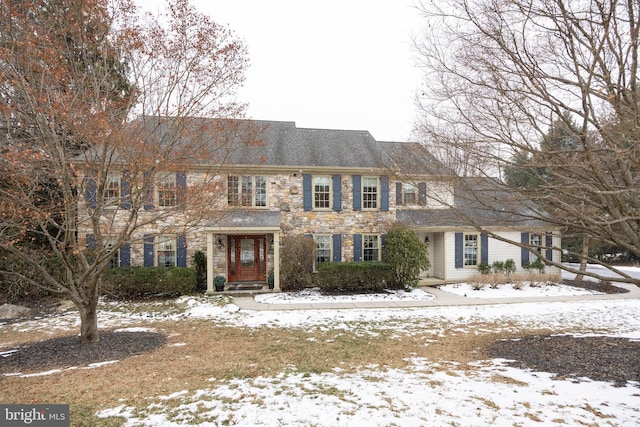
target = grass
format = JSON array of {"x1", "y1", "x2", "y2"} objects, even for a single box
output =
[{"x1": 0, "y1": 306, "x2": 586, "y2": 426}]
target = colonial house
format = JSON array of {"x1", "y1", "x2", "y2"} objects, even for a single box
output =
[{"x1": 78, "y1": 119, "x2": 560, "y2": 292}]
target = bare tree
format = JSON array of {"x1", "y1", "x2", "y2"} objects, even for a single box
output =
[
  {"x1": 414, "y1": 0, "x2": 640, "y2": 285},
  {"x1": 0, "y1": 0, "x2": 258, "y2": 342}
]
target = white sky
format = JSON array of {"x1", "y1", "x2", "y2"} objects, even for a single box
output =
[{"x1": 158, "y1": 1, "x2": 425, "y2": 142}]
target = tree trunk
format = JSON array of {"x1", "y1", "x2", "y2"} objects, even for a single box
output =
[
  {"x1": 79, "y1": 302, "x2": 99, "y2": 343},
  {"x1": 574, "y1": 237, "x2": 590, "y2": 282}
]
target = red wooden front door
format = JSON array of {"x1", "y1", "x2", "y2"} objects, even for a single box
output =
[{"x1": 228, "y1": 235, "x2": 267, "y2": 282}]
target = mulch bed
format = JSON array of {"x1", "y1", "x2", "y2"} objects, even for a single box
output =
[
  {"x1": 488, "y1": 335, "x2": 640, "y2": 387},
  {"x1": 562, "y1": 279, "x2": 629, "y2": 294},
  {"x1": 0, "y1": 331, "x2": 166, "y2": 374}
]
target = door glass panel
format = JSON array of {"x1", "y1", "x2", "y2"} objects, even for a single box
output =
[
  {"x1": 240, "y1": 239, "x2": 254, "y2": 267},
  {"x1": 259, "y1": 238, "x2": 265, "y2": 274},
  {"x1": 230, "y1": 238, "x2": 235, "y2": 275}
]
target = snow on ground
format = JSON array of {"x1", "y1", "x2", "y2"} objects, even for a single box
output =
[
  {"x1": 4, "y1": 266, "x2": 640, "y2": 425},
  {"x1": 255, "y1": 287, "x2": 436, "y2": 304},
  {"x1": 439, "y1": 282, "x2": 603, "y2": 298}
]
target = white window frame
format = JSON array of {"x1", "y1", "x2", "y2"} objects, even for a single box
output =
[
  {"x1": 104, "y1": 172, "x2": 120, "y2": 206},
  {"x1": 314, "y1": 235, "x2": 332, "y2": 265},
  {"x1": 227, "y1": 175, "x2": 267, "y2": 208},
  {"x1": 401, "y1": 182, "x2": 418, "y2": 206},
  {"x1": 363, "y1": 234, "x2": 381, "y2": 261},
  {"x1": 313, "y1": 176, "x2": 332, "y2": 210},
  {"x1": 156, "y1": 235, "x2": 177, "y2": 268},
  {"x1": 530, "y1": 233, "x2": 543, "y2": 261},
  {"x1": 464, "y1": 233, "x2": 479, "y2": 267},
  {"x1": 362, "y1": 177, "x2": 378, "y2": 210},
  {"x1": 156, "y1": 172, "x2": 177, "y2": 207},
  {"x1": 105, "y1": 236, "x2": 119, "y2": 268}
]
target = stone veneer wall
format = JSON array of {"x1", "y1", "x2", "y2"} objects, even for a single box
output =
[{"x1": 78, "y1": 171, "x2": 400, "y2": 268}]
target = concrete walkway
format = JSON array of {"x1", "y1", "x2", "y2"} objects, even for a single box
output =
[{"x1": 232, "y1": 283, "x2": 640, "y2": 311}]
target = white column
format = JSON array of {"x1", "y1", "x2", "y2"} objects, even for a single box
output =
[
  {"x1": 206, "y1": 232, "x2": 214, "y2": 294},
  {"x1": 273, "y1": 231, "x2": 281, "y2": 292}
]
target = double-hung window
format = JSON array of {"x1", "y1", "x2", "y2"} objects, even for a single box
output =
[
  {"x1": 464, "y1": 234, "x2": 479, "y2": 266},
  {"x1": 105, "y1": 237, "x2": 119, "y2": 268},
  {"x1": 530, "y1": 233, "x2": 542, "y2": 261},
  {"x1": 228, "y1": 175, "x2": 267, "y2": 207},
  {"x1": 314, "y1": 176, "x2": 331, "y2": 209},
  {"x1": 401, "y1": 183, "x2": 417, "y2": 206},
  {"x1": 362, "y1": 177, "x2": 378, "y2": 209},
  {"x1": 315, "y1": 235, "x2": 332, "y2": 265},
  {"x1": 104, "y1": 172, "x2": 120, "y2": 206},
  {"x1": 363, "y1": 234, "x2": 380, "y2": 261},
  {"x1": 157, "y1": 236, "x2": 176, "y2": 268},
  {"x1": 157, "y1": 173, "x2": 177, "y2": 207}
]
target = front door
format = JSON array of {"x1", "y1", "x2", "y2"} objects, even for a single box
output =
[{"x1": 228, "y1": 235, "x2": 267, "y2": 282}]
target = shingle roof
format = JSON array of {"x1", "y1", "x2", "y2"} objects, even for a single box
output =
[
  {"x1": 140, "y1": 117, "x2": 452, "y2": 175},
  {"x1": 397, "y1": 178, "x2": 551, "y2": 229}
]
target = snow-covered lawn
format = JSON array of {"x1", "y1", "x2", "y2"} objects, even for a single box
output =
[
  {"x1": 93, "y1": 296, "x2": 640, "y2": 426},
  {"x1": 3, "y1": 266, "x2": 640, "y2": 426}
]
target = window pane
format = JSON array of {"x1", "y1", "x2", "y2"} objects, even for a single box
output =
[
  {"x1": 157, "y1": 237, "x2": 176, "y2": 268},
  {"x1": 105, "y1": 172, "x2": 120, "y2": 204},
  {"x1": 314, "y1": 176, "x2": 330, "y2": 209},
  {"x1": 158, "y1": 174, "x2": 176, "y2": 207},
  {"x1": 227, "y1": 176, "x2": 239, "y2": 206},
  {"x1": 402, "y1": 183, "x2": 417, "y2": 205},
  {"x1": 363, "y1": 177, "x2": 378, "y2": 209},
  {"x1": 464, "y1": 235, "x2": 478, "y2": 266},
  {"x1": 241, "y1": 176, "x2": 252, "y2": 206},
  {"x1": 363, "y1": 235, "x2": 379, "y2": 261},
  {"x1": 315, "y1": 235, "x2": 331, "y2": 264},
  {"x1": 255, "y1": 176, "x2": 267, "y2": 207}
]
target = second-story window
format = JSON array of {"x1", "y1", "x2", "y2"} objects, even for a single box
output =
[
  {"x1": 228, "y1": 175, "x2": 267, "y2": 207},
  {"x1": 314, "y1": 176, "x2": 331, "y2": 209},
  {"x1": 362, "y1": 177, "x2": 378, "y2": 209},
  {"x1": 104, "y1": 172, "x2": 120, "y2": 205},
  {"x1": 157, "y1": 173, "x2": 176, "y2": 207},
  {"x1": 402, "y1": 183, "x2": 417, "y2": 206}
]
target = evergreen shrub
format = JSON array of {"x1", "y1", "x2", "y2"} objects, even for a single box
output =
[
  {"x1": 280, "y1": 235, "x2": 315, "y2": 291},
  {"x1": 314, "y1": 262, "x2": 396, "y2": 293},
  {"x1": 102, "y1": 267, "x2": 196, "y2": 299}
]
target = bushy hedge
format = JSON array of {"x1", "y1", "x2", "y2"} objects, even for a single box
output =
[
  {"x1": 314, "y1": 262, "x2": 397, "y2": 293},
  {"x1": 102, "y1": 267, "x2": 196, "y2": 299},
  {"x1": 382, "y1": 222, "x2": 430, "y2": 290},
  {"x1": 280, "y1": 235, "x2": 315, "y2": 291}
]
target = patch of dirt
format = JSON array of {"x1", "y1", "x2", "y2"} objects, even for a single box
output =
[
  {"x1": 562, "y1": 279, "x2": 629, "y2": 294},
  {"x1": 0, "y1": 331, "x2": 166, "y2": 374},
  {"x1": 488, "y1": 335, "x2": 640, "y2": 387}
]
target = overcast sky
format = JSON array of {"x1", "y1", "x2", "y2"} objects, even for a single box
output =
[{"x1": 176, "y1": 1, "x2": 425, "y2": 142}]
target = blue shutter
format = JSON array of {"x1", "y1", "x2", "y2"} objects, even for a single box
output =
[
  {"x1": 521, "y1": 232, "x2": 530, "y2": 266},
  {"x1": 86, "y1": 234, "x2": 96, "y2": 250},
  {"x1": 176, "y1": 172, "x2": 187, "y2": 209},
  {"x1": 418, "y1": 183, "x2": 427, "y2": 206},
  {"x1": 332, "y1": 234, "x2": 342, "y2": 262},
  {"x1": 144, "y1": 235, "x2": 155, "y2": 267},
  {"x1": 545, "y1": 232, "x2": 553, "y2": 261},
  {"x1": 380, "y1": 175, "x2": 389, "y2": 211},
  {"x1": 303, "y1": 174, "x2": 312, "y2": 211},
  {"x1": 396, "y1": 182, "x2": 403, "y2": 205},
  {"x1": 120, "y1": 170, "x2": 131, "y2": 209},
  {"x1": 143, "y1": 171, "x2": 154, "y2": 210},
  {"x1": 481, "y1": 233, "x2": 488, "y2": 265},
  {"x1": 120, "y1": 243, "x2": 131, "y2": 267},
  {"x1": 332, "y1": 174, "x2": 342, "y2": 211},
  {"x1": 454, "y1": 232, "x2": 463, "y2": 268},
  {"x1": 86, "y1": 176, "x2": 96, "y2": 209},
  {"x1": 352, "y1": 175, "x2": 361, "y2": 211},
  {"x1": 176, "y1": 234, "x2": 187, "y2": 267},
  {"x1": 353, "y1": 234, "x2": 362, "y2": 261}
]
